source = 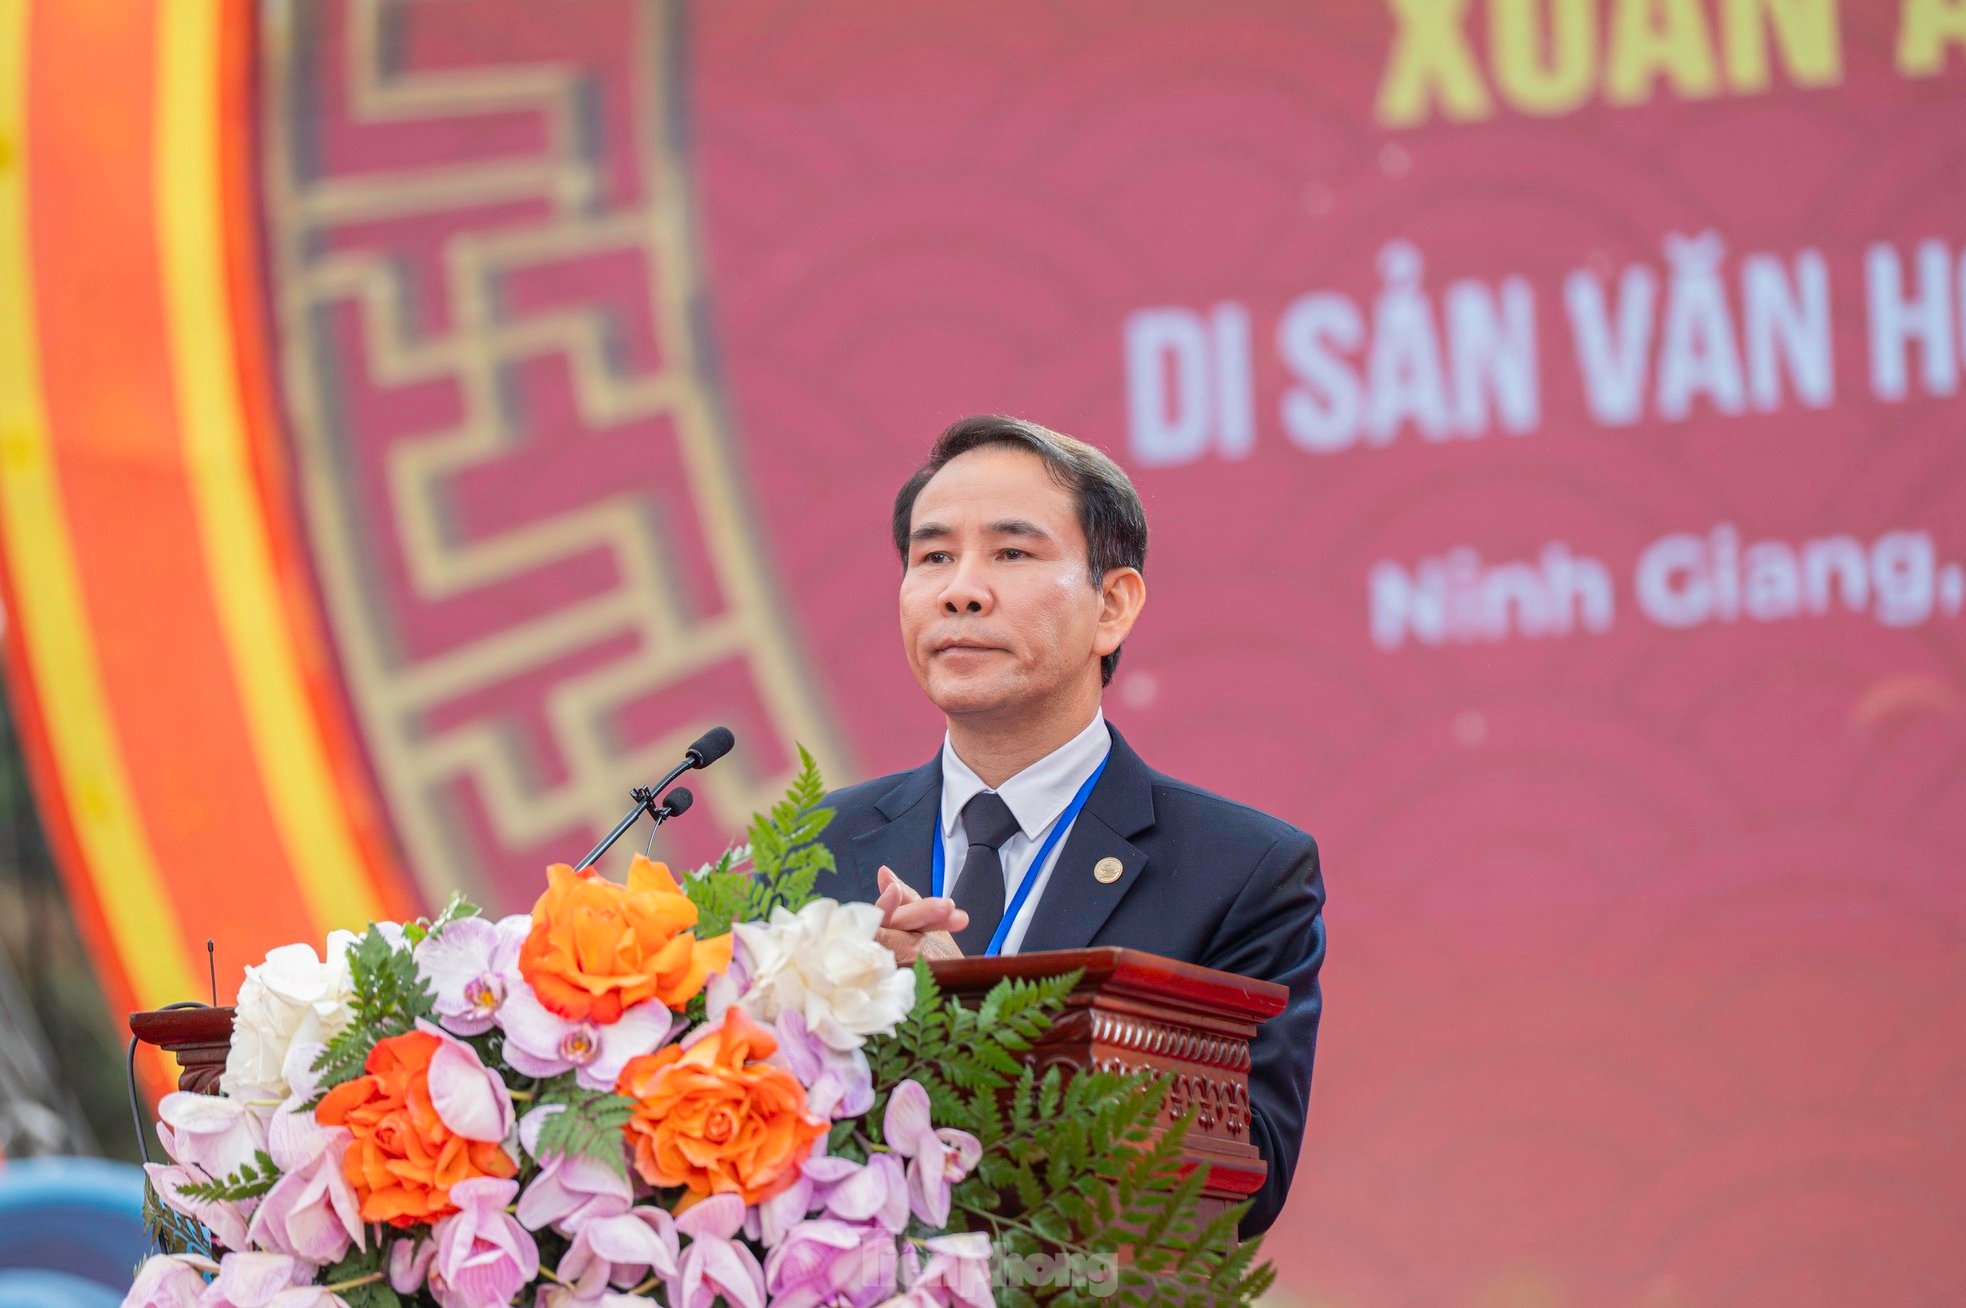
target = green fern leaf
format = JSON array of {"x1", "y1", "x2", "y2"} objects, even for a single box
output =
[
  {"x1": 532, "y1": 1080, "x2": 637, "y2": 1178},
  {"x1": 142, "y1": 1177, "x2": 215, "y2": 1258},
  {"x1": 306, "y1": 924, "x2": 436, "y2": 1103},
  {"x1": 176, "y1": 1150, "x2": 280, "y2": 1204}
]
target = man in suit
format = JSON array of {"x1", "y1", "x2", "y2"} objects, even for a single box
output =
[{"x1": 815, "y1": 414, "x2": 1326, "y2": 1238}]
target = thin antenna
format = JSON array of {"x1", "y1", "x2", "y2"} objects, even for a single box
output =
[{"x1": 207, "y1": 939, "x2": 217, "y2": 1007}]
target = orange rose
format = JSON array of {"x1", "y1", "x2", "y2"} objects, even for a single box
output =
[
  {"x1": 616, "y1": 1007, "x2": 825, "y2": 1206},
  {"x1": 315, "y1": 1029, "x2": 516, "y2": 1227},
  {"x1": 518, "y1": 855, "x2": 733, "y2": 1024}
]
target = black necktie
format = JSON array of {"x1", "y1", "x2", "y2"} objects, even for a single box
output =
[{"x1": 951, "y1": 791, "x2": 1021, "y2": 955}]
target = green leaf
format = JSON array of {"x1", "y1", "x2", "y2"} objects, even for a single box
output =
[
  {"x1": 532, "y1": 1079, "x2": 637, "y2": 1178},
  {"x1": 682, "y1": 744, "x2": 837, "y2": 937},
  {"x1": 864, "y1": 968, "x2": 1080, "y2": 1145},
  {"x1": 939, "y1": 1058, "x2": 1274, "y2": 1306},
  {"x1": 322, "y1": 1244, "x2": 402, "y2": 1308},
  {"x1": 307, "y1": 923, "x2": 437, "y2": 1103},
  {"x1": 427, "y1": 891, "x2": 482, "y2": 934},
  {"x1": 141, "y1": 1177, "x2": 213, "y2": 1258},
  {"x1": 175, "y1": 1149, "x2": 279, "y2": 1204},
  {"x1": 827, "y1": 1119, "x2": 867, "y2": 1164},
  {"x1": 1036, "y1": 1064, "x2": 1064, "y2": 1120}
]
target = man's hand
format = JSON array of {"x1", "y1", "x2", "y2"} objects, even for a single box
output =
[{"x1": 874, "y1": 866, "x2": 967, "y2": 964}]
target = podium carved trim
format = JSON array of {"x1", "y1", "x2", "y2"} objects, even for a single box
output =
[{"x1": 1088, "y1": 1010, "x2": 1253, "y2": 1073}]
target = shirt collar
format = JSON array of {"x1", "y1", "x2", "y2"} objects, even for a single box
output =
[{"x1": 940, "y1": 710, "x2": 1111, "y2": 842}]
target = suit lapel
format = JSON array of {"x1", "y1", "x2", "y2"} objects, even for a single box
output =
[
  {"x1": 847, "y1": 756, "x2": 940, "y2": 902},
  {"x1": 1015, "y1": 726, "x2": 1157, "y2": 953}
]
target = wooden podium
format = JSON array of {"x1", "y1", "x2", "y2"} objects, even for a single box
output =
[
  {"x1": 928, "y1": 948, "x2": 1284, "y2": 1213},
  {"x1": 132, "y1": 946, "x2": 1284, "y2": 1215}
]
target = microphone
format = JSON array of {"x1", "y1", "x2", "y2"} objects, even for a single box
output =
[
  {"x1": 685, "y1": 726, "x2": 734, "y2": 769},
  {"x1": 639, "y1": 787, "x2": 695, "y2": 859},
  {"x1": 573, "y1": 728, "x2": 735, "y2": 872}
]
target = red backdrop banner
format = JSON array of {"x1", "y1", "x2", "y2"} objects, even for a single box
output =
[
  {"x1": 689, "y1": 5, "x2": 1966, "y2": 1301},
  {"x1": 7, "y1": 2, "x2": 1962, "y2": 1302}
]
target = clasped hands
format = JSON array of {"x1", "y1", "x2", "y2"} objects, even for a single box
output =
[{"x1": 873, "y1": 865, "x2": 968, "y2": 964}]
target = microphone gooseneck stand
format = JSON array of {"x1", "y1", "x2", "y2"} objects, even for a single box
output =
[{"x1": 572, "y1": 726, "x2": 732, "y2": 872}]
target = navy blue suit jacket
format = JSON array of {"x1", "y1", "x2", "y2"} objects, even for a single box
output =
[{"x1": 815, "y1": 723, "x2": 1325, "y2": 1237}]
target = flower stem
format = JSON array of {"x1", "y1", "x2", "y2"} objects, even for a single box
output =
[{"x1": 323, "y1": 1271, "x2": 384, "y2": 1292}]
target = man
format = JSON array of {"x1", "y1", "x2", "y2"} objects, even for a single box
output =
[{"x1": 815, "y1": 414, "x2": 1326, "y2": 1239}]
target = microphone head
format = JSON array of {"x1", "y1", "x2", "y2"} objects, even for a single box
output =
[
  {"x1": 660, "y1": 786, "x2": 694, "y2": 818},
  {"x1": 686, "y1": 726, "x2": 735, "y2": 768}
]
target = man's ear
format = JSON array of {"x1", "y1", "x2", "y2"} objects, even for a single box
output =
[{"x1": 1093, "y1": 567, "x2": 1146, "y2": 659}]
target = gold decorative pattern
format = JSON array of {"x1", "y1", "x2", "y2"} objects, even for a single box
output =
[{"x1": 258, "y1": 0, "x2": 844, "y2": 908}]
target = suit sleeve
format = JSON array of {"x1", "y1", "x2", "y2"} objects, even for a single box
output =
[{"x1": 1202, "y1": 828, "x2": 1326, "y2": 1239}]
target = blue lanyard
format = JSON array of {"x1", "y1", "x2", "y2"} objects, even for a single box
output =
[{"x1": 931, "y1": 755, "x2": 1109, "y2": 957}]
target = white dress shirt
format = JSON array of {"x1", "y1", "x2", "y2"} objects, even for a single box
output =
[{"x1": 939, "y1": 710, "x2": 1111, "y2": 955}]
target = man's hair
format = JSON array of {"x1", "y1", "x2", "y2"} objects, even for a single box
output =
[{"x1": 892, "y1": 414, "x2": 1147, "y2": 686}]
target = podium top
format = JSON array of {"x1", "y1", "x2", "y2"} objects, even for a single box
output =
[{"x1": 930, "y1": 946, "x2": 1287, "y2": 1022}]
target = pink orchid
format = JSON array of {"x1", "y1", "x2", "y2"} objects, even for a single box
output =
[
  {"x1": 762, "y1": 1218, "x2": 900, "y2": 1308},
  {"x1": 125, "y1": 1252, "x2": 218, "y2": 1307},
  {"x1": 819, "y1": 1153, "x2": 910, "y2": 1233},
  {"x1": 750, "y1": 1140, "x2": 821, "y2": 1249},
  {"x1": 500, "y1": 979, "x2": 675, "y2": 1091},
  {"x1": 157, "y1": 1090, "x2": 268, "y2": 1177},
  {"x1": 754, "y1": 1146, "x2": 909, "y2": 1248},
  {"x1": 144, "y1": 1160, "x2": 253, "y2": 1253},
  {"x1": 555, "y1": 1205, "x2": 680, "y2": 1297},
  {"x1": 416, "y1": 1019, "x2": 515, "y2": 1143},
  {"x1": 896, "y1": 1233, "x2": 994, "y2": 1308},
  {"x1": 273, "y1": 1038, "x2": 328, "y2": 1109},
  {"x1": 769, "y1": 1008, "x2": 874, "y2": 1120},
  {"x1": 882, "y1": 1080, "x2": 982, "y2": 1227},
  {"x1": 148, "y1": 1059, "x2": 277, "y2": 1250},
  {"x1": 245, "y1": 1129, "x2": 361, "y2": 1265},
  {"x1": 427, "y1": 1177, "x2": 540, "y2": 1308},
  {"x1": 416, "y1": 913, "x2": 530, "y2": 1035},
  {"x1": 515, "y1": 1105, "x2": 633, "y2": 1235},
  {"x1": 670, "y1": 1193, "x2": 765, "y2": 1308},
  {"x1": 388, "y1": 1238, "x2": 435, "y2": 1294},
  {"x1": 200, "y1": 1251, "x2": 343, "y2": 1307},
  {"x1": 702, "y1": 940, "x2": 754, "y2": 1022},
  {"x1": 248, "y1": 1044, "x2": 363, "y2": 1265}
]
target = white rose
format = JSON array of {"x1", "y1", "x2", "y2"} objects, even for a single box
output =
[
  {"x1": 733, "y1": 899, "x2": 916, "y2": 1048},
  {"x1": 219, "y1": 931, "x2": 359, "y2": 1102}
]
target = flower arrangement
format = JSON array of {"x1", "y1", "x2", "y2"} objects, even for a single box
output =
[{"x1": 132, "y1": 754, "x2": 1273, "y2": 1307}]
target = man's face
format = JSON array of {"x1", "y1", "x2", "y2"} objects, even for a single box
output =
[{"x1": 900, "y1": 446, "x2": 1107, "y2": 721}]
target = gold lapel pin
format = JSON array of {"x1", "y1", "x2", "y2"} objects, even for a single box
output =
[{"x1": 1094, "y1": 856, "x2": 1124, "y2": 884}]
